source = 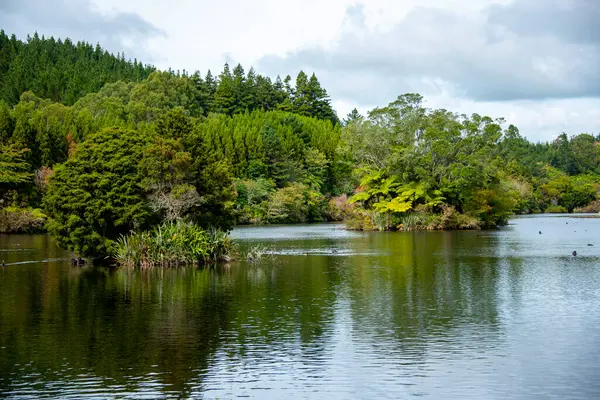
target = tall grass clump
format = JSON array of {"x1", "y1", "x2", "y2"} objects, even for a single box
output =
[
  {"x1": 396, "y1": 213, "x2": 428, "y2": 231},
  {"x1": 246, "y1": 244, "x2": 274, "y2": 263},
  {"x1": 113, "y1": 220, "x2": 236, "y2": 268}
]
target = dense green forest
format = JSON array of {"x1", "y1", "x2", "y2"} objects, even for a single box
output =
[
  {"x1": 1, "y1": 32, "x2": 599, "y2": 263},
  {"x1": 340, "y1": 95, "x2": 600, "y2": 231},
  {"x1": 0, "y1": 31, "x2": 155, "y2": 106},
  {"x1": 0, "y1": 30, "x2": 338, "y2": 123}
]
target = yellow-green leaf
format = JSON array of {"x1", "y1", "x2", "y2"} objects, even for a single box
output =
[
  {"x1": 386, "y1": 197, "x2": 413, "y2": 212},
  {"x1": 348, "y1": 191, "x2": 371, "y2": 204}
]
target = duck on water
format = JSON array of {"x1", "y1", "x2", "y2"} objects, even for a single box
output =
[{"x1": 71, "y1": 257, "x2": 86, "y2": 266}]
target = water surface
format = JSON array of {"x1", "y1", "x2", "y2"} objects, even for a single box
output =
[{"x1": 1, "y1": 215, "x2": 599, "y2": 399}]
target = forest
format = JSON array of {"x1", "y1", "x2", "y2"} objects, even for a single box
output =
[{"x1": 1, "y1": 32, "x2": 599, "y2": 264}]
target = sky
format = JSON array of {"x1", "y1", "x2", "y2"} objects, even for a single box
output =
[{"x1": 1, "y1": 0, "x2": 599, "y2": 142}]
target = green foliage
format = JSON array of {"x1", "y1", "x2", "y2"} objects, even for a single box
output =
[
  {"x1": 0, "y1": 141, "x2": 31, "y2": 186},
  {"x1": 535, "y1": 168, "x2": 598, "y2": 213},
  {"x1": 0, "y1": 100, "x2": 13, "y2": 142},
  {"x1": 342, "y1": 108, "x2": 363, "y2": 127},
  {"x1": 341, "y1": 93, "x2": 598, "y2": 230},
  {"x1": 545, "y1": 205, "x2": 568, "y2": 213},
  {"x1": 113, "y1": 220, "x2": 235, "y2": 267},
  {"x1": 0, "y1": 30, "x2": 155, "y2": 106},
  {"x1": 138, "y1": 132, "x2": 199, "y2": 222},
  {"x1": 42, "y1": 122, "x2": 239, "y2": 258},
  {"x1": 0, "y1": 206, "x2": 46, "y2": 233},
  {"x1": 234, "y1": 178, "x2": 275, "y2": 224},
  {"x1": 396, "y1": 213, "x2": 429, "y2": 231},
  {"x1": 263, "y1": 182, "x2": 330, "y2": 224},
  {"x1": 266, "y1": 183, "x2": 310, "y2": 224},
  {"x1": 43, "y1": 127, "x2": 155, "y2": 258},
  {"x1": 2, "y1": 27, "x2": 599, "y2": 255}
]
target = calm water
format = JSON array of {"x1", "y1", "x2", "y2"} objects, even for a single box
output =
[{"x1": 1, "y1": 215, "x2": 600, "y2": 399}]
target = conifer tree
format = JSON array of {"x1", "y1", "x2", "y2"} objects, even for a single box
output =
[
  {"x1": 214, "y1": 63, "x2": 236, "y2": 116},
  {"x1": 232, "y1": 63, "x2": 248, "y2": 114},
  {"x1": 342, "y1": 108, "x2": 363, "y2": 126}
]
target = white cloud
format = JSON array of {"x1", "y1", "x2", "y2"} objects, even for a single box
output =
[{"x1": 0, "y1": 0, "x2": 164, "y2": 61}]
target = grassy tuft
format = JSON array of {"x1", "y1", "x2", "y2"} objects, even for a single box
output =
[{"x1": 112, "y1": 220, "x2": 236, "y2": 268}]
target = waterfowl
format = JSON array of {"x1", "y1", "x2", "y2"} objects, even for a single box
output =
[{"x1": 71, "y1": 257, "x2": 86, "y2": 266}]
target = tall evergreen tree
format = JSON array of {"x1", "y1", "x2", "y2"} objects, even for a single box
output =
[
  {"x1": 342, "y1": 108, "x2": 363, "y2": 126},
  {"x1": 307, "y1": 73, "x2": 338, "y2": 125},
  {"x1": 232, "y1": 63, "x2": 248, "y2": 114},
  {"x1": 214, "y1": 63, "x2": 236, "y2": 115}
]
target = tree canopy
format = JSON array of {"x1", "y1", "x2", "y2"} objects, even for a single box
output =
[{"x1": 2, "y1": 31, "x2": 599, "y2": 255}]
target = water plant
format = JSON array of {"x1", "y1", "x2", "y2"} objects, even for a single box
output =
[
  {"x1": 113, "y1": 220, "x2": 236, "y2": 268},
  {"x1": 246, "y1": 245, "x2": 272, "y2": 263}
]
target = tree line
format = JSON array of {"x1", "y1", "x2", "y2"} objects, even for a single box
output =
[
  {"x1": 1, "y1": 32, "x2": 599, "y2": 261},
  {"x1": 0, "y1": 30, "x2": 338, "y2": 123},
  {"x1": 340, "y1": 95, "x2": 599, "y2": 231}
]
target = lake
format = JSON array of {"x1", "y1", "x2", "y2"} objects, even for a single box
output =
[{"x1": 1, "y1": 215, "x2": 600, "y2": 399}]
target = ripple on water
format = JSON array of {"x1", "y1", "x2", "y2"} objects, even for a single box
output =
[{"x1": 1, "y1": 216, "x2": 600, "y2": 399}]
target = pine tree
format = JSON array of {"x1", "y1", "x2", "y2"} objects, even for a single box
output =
[
  {"x1": 214, "y1": 63, "x2": 236, "y2": 116},
  {"x1": 0, "y1": 100, "x2": 13, "y2": 143},
  {"x1": 273, "y1": 75, "x2": 288, "y2": 106},
  {"x1": 243, "y1": 67, "x2": 258, "y2": 112},
  {"x1": 342, "y1": 108, "x2": 363, "y2": 126},
  {"x1": 255, "y1": 75, "x2": 275, "y2": 111},
  {"x1": 204, "y1": 70, "x2": 217, "y2": 113},
  {"x1": 278, "y1": 75, "x2": 295, "y2": 112},
  {"x1": 191, "y1": 71, "x2": 212, "y2": 115},
  {"x1": 232, "y1": 63, "x2": 247, "y2": 114},
  {"x1": 293, "y1": 71, "x2": 311, "y2": 116}
]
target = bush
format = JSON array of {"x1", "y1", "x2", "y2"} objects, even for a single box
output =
[
  {"x1": 326, "y1": 194, "x2": 351, "y2": 221},
  {"x1": 344, "y1": 207, "x2": 379, "y2": 231},
  {"x1": 234, "y1": 178, "x2": 274, "y2": 224},
  {"x1": 266, "y1": 183, "x2": 309, "y2": 223},
  {"x1": 427, "y1": 205, "x2": 480, "y2": 230},
  {"x1": 43, "y1": 127, "x2": 154, "y2": 258},
  {"x1": 0, "y1": 207, "x2": 47, "y2": 233},
  {"x1": 345, "y1": 204, "x2": 482, "y2": 232},
  {"x1": 236, "y1": 180, "x2": 336, "y2": 225},
  {"x1": 574, "y1": 200, "x2": 600, "y2": 213},
  {"x1": 396, "y1": 213, "x2": 429, "y2": 231},
  {"x1": 113, "y1": 220, "x2": 235, "y2": 268},
  {"x1": 545, "y1": 205, "x2": 568, "y2": 213}
]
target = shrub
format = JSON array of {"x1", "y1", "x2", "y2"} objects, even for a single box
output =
[
  {"x1": 234, "y1": 178, "x2": 274, "y2": 224},
  {"x1": 0, "y1": 207, "x2": 47, "y2": 233},
  {"x1": 266, "y1": 182, "x2": 309, "y2": 223},
  {"x1": 43, "y1": 127, "x2": 154, "y2": 258},
  {"x1": 545, "y1": 205, "x2": 568, "y2": 213},
  {"x1": 344, "y1": 207, "x2": 379, "y2": 231},
  {"x1": 396, "y1": 213, "x2": 428, "y2": 231},
  {"x1": 574, "y1": 200, "x2": 600, "y2": 213},
  {"x1": 427, "y1": 205, "x2": 481, "y2": 230},
  {"x1": 326, "y1": 194, "x2": 351, "y2": 221}
]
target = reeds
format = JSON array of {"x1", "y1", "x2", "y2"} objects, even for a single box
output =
[{"x1": 113, "y1": 220, "x2": 236, "y2": 268}]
